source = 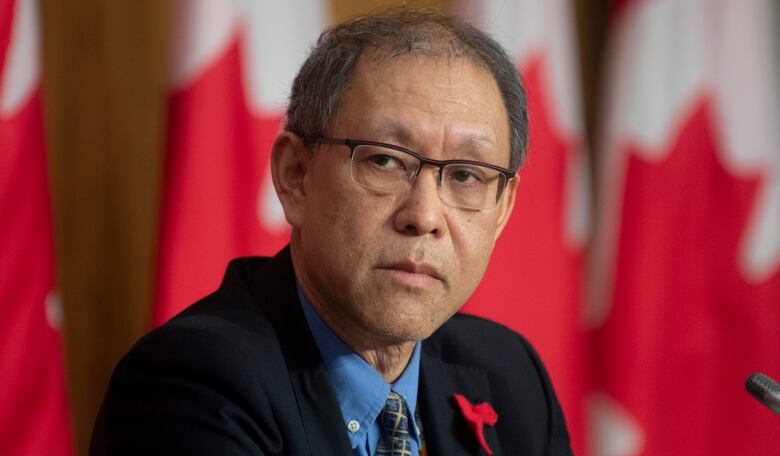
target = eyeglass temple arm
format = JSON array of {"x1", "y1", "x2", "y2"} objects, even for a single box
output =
[{"x1": 308, "y1": 138, "x2": 348, "y2": 146}]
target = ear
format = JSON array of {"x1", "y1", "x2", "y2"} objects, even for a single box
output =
[
  {"x1": 492, "y1": 176, "x2": 518, "y2": 242},
  {"x1": 270, "y1": 131, "x2": 310, "y2": 228}
]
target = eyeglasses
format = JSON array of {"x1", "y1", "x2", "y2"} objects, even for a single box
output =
[{"x1": 312, "y1": 138, "x2": 516, "y2": 211}]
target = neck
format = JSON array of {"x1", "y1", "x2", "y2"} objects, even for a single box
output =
[
  {"x1": 290, "y1": 238, "x2": 417, "y2": 383},
  {"x1": 313, "y1": 298, "x2": 417, "y2": 383},
  {"x1": 354, "y1": 339, "x2": 417, "y2": 384}
]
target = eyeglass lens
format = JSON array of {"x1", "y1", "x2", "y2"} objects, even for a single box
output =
[{"x1": 350, "y1": 144, "x2": 507, "y2": 210}]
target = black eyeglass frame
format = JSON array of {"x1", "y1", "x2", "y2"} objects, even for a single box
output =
[{"x1": 311, "y1": 137, "x2": 517, "y2": 183}]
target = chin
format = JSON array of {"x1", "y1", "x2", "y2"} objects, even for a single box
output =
[
  {"x1": 379, "y1": 328, "x2": 430, "y2": 343},
  {"x1": 372, "y1": 314, "x2": 445, "y2": 343}
]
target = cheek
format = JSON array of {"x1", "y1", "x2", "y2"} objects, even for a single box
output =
[
  {"x1": 306, "y1": 191, "x2": 351, "y2": 255},
  {"x1": 304, "y1": 182, "x2": 389, "y2": 264},
  {"x1": 453, "y1": 214, "x2": 496, "y2": 255},
  {"x1": 449, "y1": 217, "x2": 499, "y2": 282}
]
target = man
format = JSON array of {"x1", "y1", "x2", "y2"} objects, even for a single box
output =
[{"x1": 91, "y1": 9, "x2": 572, "y2": 456}]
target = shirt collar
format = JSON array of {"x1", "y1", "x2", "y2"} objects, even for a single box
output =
[{"x1": 297, "y1": 285, "x2": 422, "y2": 450}]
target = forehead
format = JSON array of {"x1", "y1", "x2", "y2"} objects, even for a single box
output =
[{"x1": 332, "y1": 53, "x2": 510, "y2": 163}]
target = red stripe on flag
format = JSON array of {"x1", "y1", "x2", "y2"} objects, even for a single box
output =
[
  {"x1": 0, "y1": 0, "x2": 15, "y2": 76},
  {"x1": 0, "y1": 74, "x2": 72, "y2": 456}
]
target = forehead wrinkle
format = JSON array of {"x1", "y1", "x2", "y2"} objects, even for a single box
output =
[
  {"x1": 455, "y1": 136, "x2": 495, "y2": 161},
  {"x1": 367, "y1": 117, "x2": 417, "y2": 145}
]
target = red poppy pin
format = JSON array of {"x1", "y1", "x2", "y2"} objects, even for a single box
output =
[{"x1": 453, "y1": 394, "x2": 498, "y2": 455}]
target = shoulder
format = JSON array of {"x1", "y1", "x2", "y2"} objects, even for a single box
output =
[
  {"x1": 123, "y1": 295, "x2": 282, "y2": 382},
  {"x1": 91, "y1": 255, "x2": 302, "y2": 454},
  {"x1": 126, "y1": 256, "x2": 283, "y2": 375},
  {"x1": 424, "y1": 313, "x2": 551, "y2": 403},
  {"x1": 103, "y1": 255, "x2": 294, "y2": 415},
  {"x1": 425, "y1": 312, "x2": 543, "y2": 373}
]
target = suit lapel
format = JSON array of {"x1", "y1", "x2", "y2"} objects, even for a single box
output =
[
  {"x1": 286, "y1": 360, "x2": 353, "y2": 456},
  {"x1": 419, "y1": 347, "x2": 501, "y2": 456},
  {"x1": 251, "y1": 248, "x2": 353, "y2": 456}
]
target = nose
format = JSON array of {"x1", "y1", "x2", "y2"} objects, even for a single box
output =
[{"x1": 392, "y1": 166, "x2": 447, "y2": 237}]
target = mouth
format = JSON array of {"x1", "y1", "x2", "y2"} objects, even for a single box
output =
[{"x1": 377, "y1": 261, "x2": 444, "y2": 288}]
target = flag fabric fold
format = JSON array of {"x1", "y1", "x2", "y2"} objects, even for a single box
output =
[{"x1": 0, "y1": 0, "x2": 71, "y2": 454}]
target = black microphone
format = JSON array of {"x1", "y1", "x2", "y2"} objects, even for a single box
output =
[{"x1": 745, "y1": 372, "x2": 780, "y2": 415}]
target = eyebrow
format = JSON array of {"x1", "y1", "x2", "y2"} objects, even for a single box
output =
[
  {"x1": 367, "y1": 117, "x2": 496, "y2": 161},
  {"x1": 371, "y1": 118, "x2": 416, "y2": 145}
]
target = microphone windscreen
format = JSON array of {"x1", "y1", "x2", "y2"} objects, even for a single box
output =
[{"x1": 745, "y1": 372, "x2": 780, "y2": 399}]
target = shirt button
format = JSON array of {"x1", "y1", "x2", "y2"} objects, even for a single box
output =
[{"x1": 347, "y1": 420, "x2": 360, "y2": 432}]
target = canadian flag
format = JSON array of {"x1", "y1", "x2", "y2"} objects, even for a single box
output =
[
  {"x1": 154, "y1": 0, "x2": 327, "y2": 325},
  {"x1": 591, "y1": 1, "x2": 780, "y2": 455},
  {"x1": 457, "y1": 2, "x2": 591, "y2": 454},
  {"x1": 0, "y1": 0, "x2": 72, "y2": 454}
]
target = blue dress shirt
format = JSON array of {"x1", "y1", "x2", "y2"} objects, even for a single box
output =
[{"x1": 298, "y1": 287, "x2": 422, "y2": 456}]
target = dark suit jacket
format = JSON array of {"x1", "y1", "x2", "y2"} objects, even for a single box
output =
[{"x1": 91, "y1": 247, "x2": 572, "y2": 455}]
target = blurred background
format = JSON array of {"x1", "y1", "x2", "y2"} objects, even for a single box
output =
[{"x1": 2, "y1": 0, "x2": 778, "y2": 455}]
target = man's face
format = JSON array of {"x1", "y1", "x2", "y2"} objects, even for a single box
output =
[{"x1": 290, "y1": 54, "x2": 516, "y2": 345}]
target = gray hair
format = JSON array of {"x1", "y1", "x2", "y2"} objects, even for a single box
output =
[{"x1": 284, "y1": 8, "x2": 528, "y2": 170}]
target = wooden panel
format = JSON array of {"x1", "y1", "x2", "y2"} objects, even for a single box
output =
[
  {"x1": 39, "y1": 1, "x2": 167, "y2": 453},
  {"x1": 331, "y1": 0, "x2": 449, "y2": 24},
  {"x1": 574, "y1": 0, "x2": 609, "y2": 181}
]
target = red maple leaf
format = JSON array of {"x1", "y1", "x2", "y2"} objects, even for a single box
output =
[{"x1": 595, "y1": 98, "x2": 780, "y2": 455}]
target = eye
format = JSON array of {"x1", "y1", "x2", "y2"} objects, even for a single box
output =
[
  {"x1": 448, "y1": 166, "x2": 486, "y2": 184},
  {"x1": 452, "y1": 169, "x2": 476, "y2": 183},
  {"x1": 365, "y1": 153, "x2": 404, "y2": 170}
]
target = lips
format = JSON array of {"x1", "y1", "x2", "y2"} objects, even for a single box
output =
[{"x1": 378, "y1": 260, "x2": 444, "y2": 286}]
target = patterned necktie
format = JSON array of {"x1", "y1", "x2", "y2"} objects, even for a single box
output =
[{"x1": 376, "y1": 390, "x2": 412, "y2": 456}]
